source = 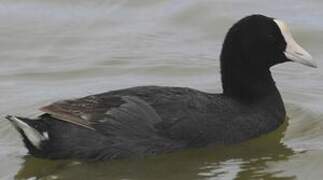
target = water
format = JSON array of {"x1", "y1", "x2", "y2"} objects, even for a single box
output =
[{"x1": 0, "y1": 0, "x2": 323, "y2": 179}]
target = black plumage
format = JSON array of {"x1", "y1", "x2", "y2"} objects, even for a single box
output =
[{"x1": 6, "y1": 14, "x2": 315, "y2": 160}]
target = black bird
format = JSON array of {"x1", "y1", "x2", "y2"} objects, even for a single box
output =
[{"x1": 6, "y1": 14, "x2": 316, "y2": 160}]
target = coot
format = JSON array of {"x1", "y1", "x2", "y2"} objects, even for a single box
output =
[{"x1": 6, "y1": 14, "x2": 316, "y2": 160}]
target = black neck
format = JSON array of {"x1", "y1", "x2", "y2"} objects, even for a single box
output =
[{"x1": 220, "y1": 34, "x2": 280, "y2": 103}]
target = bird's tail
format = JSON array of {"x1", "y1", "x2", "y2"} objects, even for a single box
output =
[{"x1": 5, "y1": 115, "x2": 49, "y2": 154}]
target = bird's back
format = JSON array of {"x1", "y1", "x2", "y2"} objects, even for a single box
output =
[{"x1": 7, "y1": 86, "x2": 285, "y2": 160}]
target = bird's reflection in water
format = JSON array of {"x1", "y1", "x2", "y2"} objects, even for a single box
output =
[{"x1": 15, "y1": 118, "x2": 295, "y2": 180}]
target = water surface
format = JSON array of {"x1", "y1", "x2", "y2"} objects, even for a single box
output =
[{"x1": 1, "y1": 0, "x2": 323, "y2": 179}]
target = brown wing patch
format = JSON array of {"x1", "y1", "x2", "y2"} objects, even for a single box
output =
[{"x1": 39, "y1": 95, "x2": 125, "y2": 130}]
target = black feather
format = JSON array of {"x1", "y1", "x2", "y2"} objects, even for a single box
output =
[{"x1": 6, "y1": 14, "x2": 305, "y2": 160}]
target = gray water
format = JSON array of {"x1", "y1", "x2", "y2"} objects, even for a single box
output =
[{"x1": 0, "y1": 0, "x2": 323, "y2": 179}]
